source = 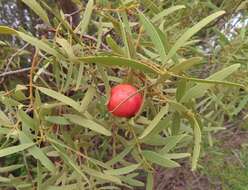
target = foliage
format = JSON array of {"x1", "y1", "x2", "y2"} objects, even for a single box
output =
[{"x1": 0, "y1": 0, "x2": 247, "y2": 189}]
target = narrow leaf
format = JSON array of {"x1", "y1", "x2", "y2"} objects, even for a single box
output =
[
  {"x1": 139, "y1": 11, "x2": 167, "y2": 62},
  {"x1": 139, "y1": 104, "x2": 169, "y2": 139},
  {"x1": 19, "y1": 131, "x2": 56, "y2": 173},
  {"x1": 0, "y1": 143, "x2": 34, "y2": 157},
  {"x1": 104, "y1": 164, "x2": 140, "y2": 176},
  {"x1": 38, "y1": 87, "x2": 81, "y2": 112},
  {"x1": 75, "y1": 0, "x2": 94, "y2": 34},
  {"x1": 165, "y1": 11, "x2": 225, "y2": 61},
  {"x1": 151, "y1": 5, "x2": 186, "y2": 23},
  {"x1": 64, "y1": 114, "x2": 111, "y2": 136},
  {"x1": 142, "y1": 150, "x2": 180, "y2": 168},
  {"x1": 21, "y1": 0, "x2": 50, "y2": 24},
  {"x1": 77, "y1": 56, "x2": 161, "y2": 74},
  {"x1": 191, "y1": 117, "x2": 201, "y2": 171},
  {"x1": 181, "y1": 64, "x2": 240, "y2": 102}
]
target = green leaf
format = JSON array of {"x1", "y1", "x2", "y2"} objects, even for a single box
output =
[
  {"x1": 21, "y1": 0, "x2": 50, "y2": 24},
  {"x1": 0, "y1": 176, "x2": 11, "y2": 183},
  {"x1": 56, "y1": 38, "x2": 74, "y2": 59},
  {"x1": 0, "y1": 143, "x2": 34, "y2": 157},
  {"x1": 170, "y1": 57, "x2": 203, "y2": 74},
  {"x1": 139, "y1": 104, "x2": 169, "y2": 139},
  {"x1": 17, "y1": 31, "x2": 61, "y2": 58},
  {"x1": 19, "y1": 131, "x2": 56, "y2": 173},
  {"x1": 106, "y1": 35, "x2": 124, "y2": 55},
  {"x1": 119, "y1": 175, "x2": 144, "y2": 187},
  {"x1": 151, "y1": 5, "x2": 186, "y2": 23},
  {"x1": 80, "y1": 86, "x2": 96, "y2": 113},
  {"x1": 0, "y1": 26, "x2": 17, "y2": 34},
  {"x1": 74, "y1": 0, "x2": 94, "y2": 34},
  {"x1": 191, "y1": 117, "x2": 201, "y2": 171},
  {"x1": 77, "y1": 56, "x2": 161, "y2": 74},
  {"x1": 52, "y1": 145, "x2": 90, "y2": 184},
  {"x1": 0, "y1": 26, "x2": 61, "y2": 58},
  {"x1": 38, "y1": 87, "x2": 81, "y2": 112},
  {"x1": 0, "y1": 109, "x2": 12, "y2": 126},
  {"x1": 47, "y1": 184, "x2": 79, "y2": 190},
  {"x1": 162, "y1": 153, "x2": 191, "y2": 159},
  {"x1": 142, "y1": 150, "x2": 180, "y2": 168},
  {"x1": 160, "y1": 134, "x2": 187, "y2": 153},
  {"x1": 106, "y1": 146, "x2": 134, "y2": 166},
  {"x1": 181, "y1": 64, "x2": 241, "y2": 102},
  {"x1": 18, "y1": 110, "x2": 36, "y2": 130},
  {"x1": 146, "y1": 172, "x2": 153, "y2": 190},
  {"x1": 82, "y1": 165, "x2": 122, "y2": 185},
  {"x1": 0, "y1": 164, "x2": 24, "y2": 173},
  {"x1": 64, "y1": 114, "x2": 111, "y2": 136},
  {"x1": 104, "y1": 164, "x2": 140, "y2": 176},
  {"x1": 139, "y1": 11, "x2": 167, "y2": 62},
  {"x1": 165, "y1": 11, "x2": 225, "y2": 62},
  {"x1": 141, "y1": 0, "x2": 160, "y2": 14},
  {"x1": 45, "y1": 116, "x2": 71, "y2": 125}
]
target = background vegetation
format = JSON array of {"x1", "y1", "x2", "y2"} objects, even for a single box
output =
[{"x1": 0, "y1": 0, "x2": 247, "y2": 189}]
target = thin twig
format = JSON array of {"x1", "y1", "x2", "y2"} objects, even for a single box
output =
[
  {"x1": 0, "y1": 67, "x2": 31, "y2": 78},
  {"x1": 0, "y1": 43, "x2": 29, "y2": 83}
]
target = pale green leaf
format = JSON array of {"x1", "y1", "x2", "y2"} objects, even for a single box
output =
[
  {"x1": 162, "y1": 153, "x2": 191, "y2": 159},
  {"x1": 17, "y1": 32, "x2": 61, "y2": 58},
  {"x1": 45, "y1": 116, "x2": 71, "y2": 125},
  {"x1": 0, "y1": 143, "x2": 34, "y2": 157},
  {"x1": 146, "y1": 172, "x2": 153, "y2": 190},
  {"x1": 0, "y1": 26, "x2": 17, "y2": 35},
  {"x1": 191, "y1": 117, "x2": 201, "y2": 171},
  {"x1": 77, "y1": 56, "x2": 161, "y2": 74},
  {"x1": 169, "y1": 57, "x2": 203, "y2": 74},
  {"x1": 142, "y1": 150, "x2": 180, "y2": 168},
  {"x1": 160, "y1": 134, "x2": 187, "y2": 153},
  {"x1": 0, "y1": 164, "x2": 24, "y2": 173},
  {"x1": 165, "y1": 11, "x2": 225, "y2": 61},
  {"x1": 74, "y1": 0, "x2": 94, "y2": 34},
  {"x1": 139, "y1": 104, "x2": 169, "y2": 139},
  {"x1": 151, "y1": 5, "x2": 186, "y2": 23},
  {"x1": 64, "y1": 114, "x2": 111, "y2": 136},
  {"x1": 139, "y1": 11, "x2": 167, "y2": 62},
  {"x1": 104, "y1": 164, "x2": 140, "y2": 176},
  {"x1": 19, "y1": 131, "x2": 56, "y2": 173},
  {"x1": 82, "y1": 165, "x2": 122, "y2": 185},
  {"x1": 21, "y1": 0, "x2": 50, "y2": 24},
  {"x1": 80, "y1": 86, "x2": 96, "y2": 113},
  {"x1": 38, "y1": 87, "x2": 81, "y2": 112},
  {"x1": 181, "y1": 64, "x2": 241, "y2": 102},
  {"x1": 106, "y1": 146, "x2": 134, "y2": 166}
]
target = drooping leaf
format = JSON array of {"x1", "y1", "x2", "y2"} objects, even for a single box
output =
[
  {"x1": 165, "y1": 11, "x2": 225, "y2": 62},
  {"x1": 21, "y1": 0, "x2": 50, "y2": 24}
]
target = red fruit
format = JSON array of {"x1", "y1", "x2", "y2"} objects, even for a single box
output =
[{"x1": 107, "y1": 84, "x2": 142, "y2": 118}]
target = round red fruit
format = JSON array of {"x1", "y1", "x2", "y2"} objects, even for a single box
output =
[{"x1": 107, "y1": 84, "x2": 142, "y2": 118}]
